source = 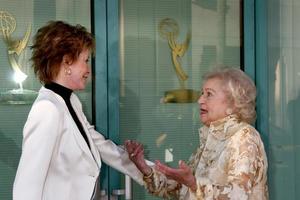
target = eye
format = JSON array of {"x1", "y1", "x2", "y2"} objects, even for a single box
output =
[
  {"x1": 207, "y1": 91, "x2": 213, "y2": 97},
  {"x1": 85, "y1": 58, "x2": 90, "y2": 63}
]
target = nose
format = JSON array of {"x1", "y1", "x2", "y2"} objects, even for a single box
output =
[{"x1": 198, "y1": 95, "x2": 204, "y2": 104}]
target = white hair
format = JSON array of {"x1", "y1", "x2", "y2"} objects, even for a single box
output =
[{"x1": 203, "y1": 67, "x2": 256, "y2": 123}]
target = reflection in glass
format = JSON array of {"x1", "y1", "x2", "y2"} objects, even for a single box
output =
[
  {"x1": 0, "y1": 10, "x2": 37, "y2": 104},
  {"x1": 158, "y1": 18, "x2": 200, "y2": 103},
  {"x1": 267, "y1": 1, "x2": 300, "y2": 199}
]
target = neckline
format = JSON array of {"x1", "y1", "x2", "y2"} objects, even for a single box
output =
[{"x1": 45, "y1": 82, "x2": 73, "y2": 101}]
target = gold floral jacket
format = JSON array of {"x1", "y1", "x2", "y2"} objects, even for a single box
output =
[{"x1": 144, "y1": 115, "x2": 268, "y2": 200}]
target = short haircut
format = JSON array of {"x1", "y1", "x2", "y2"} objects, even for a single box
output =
[{"x1": 31, "y1": 20, "x2": 95, "y2": 84}]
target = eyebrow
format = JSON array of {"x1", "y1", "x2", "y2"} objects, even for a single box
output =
[{"x1": 204, "y1": 88, "x2": 216, "y2": 93}]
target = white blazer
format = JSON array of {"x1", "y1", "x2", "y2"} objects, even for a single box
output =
[{"x1": 13, "y1": 87, "x2": 143, "y2": 200}]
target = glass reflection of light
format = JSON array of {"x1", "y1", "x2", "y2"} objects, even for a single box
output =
[
  {"x1": 165, "y1": 148, "x2": 173, "y2": 163},
  {"x1": 13, "y1": 71, "x2": 27, "y2": 87},
  {"x1": 156, "y1": 133, "x2": 167, "y2": 147}
]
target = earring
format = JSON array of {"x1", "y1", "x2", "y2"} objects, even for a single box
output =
[
  {"x1": 226, "y1": 108, "x2": 233, "y2": 115},
  {"x1": 65, "y1": 68, "x2": 72, "y2": 75}
]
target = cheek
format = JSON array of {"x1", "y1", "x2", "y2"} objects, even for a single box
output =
[
  {"x1": 208, "y1": 101, "x2": 226, "y2": 115},
  {"x1": 83, "y1": 64, "x2": 90, "y2": 71},
  {"x1": 215, "y1": 105, "x2": 229, "y2": 118}
]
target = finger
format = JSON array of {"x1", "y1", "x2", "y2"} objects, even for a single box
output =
[
  {"x1": 124, "y1": 141, "x2": 133, "y2": 153},
  {"x1": 179, "y1": 160, "x2": 191, "y2": 173},
  {"x1": 124, "y1": 139, "x2": 130, "y2": 144},
  {"x1": 127, "y1": 142, "x2": 142, "y2": 156},
  {"x1": 155, "y1": 160, "x2": 174, "y2": 174},
  {"x1": 178, "y1": 160, "x2": 187, "y2": 168},
  {"x1": 154, "y1": 160, "x2": 162, "y2": 168},
  {"x1": 136, "y1": 149, "x2": 144, "y2": 157},
  {"x1": 124, "y1": 140, "x2": 129, "y2": 146},
  {"x1": 155, "y1": 160, "x2": 170, "y2": 169},
  {"x1": 131, "y1": 148, "x2": 144, "y2": 158},
  {"x1": 133, "y1": 150, "x2": 145, "y2": 162},
  {"x1": 132, "y1": 143, "x2": 143, "y2": 156},
  {"x1": 125, "y1": 140, "x2": 140, "y2": 151},
  {"x1": 124, "y1": 139, "x2": 134, "y2": 147}
]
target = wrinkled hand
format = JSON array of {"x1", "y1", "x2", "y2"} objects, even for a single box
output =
[
  {"x1": 155, "y1": 160, "x2": 197, "y2": 191},
  {"x1": 124, "y1": 140, "x2": 152, "y2": 176},
  {"x1": 124, "y1": 140, "x2": 144, "y2": 163}
]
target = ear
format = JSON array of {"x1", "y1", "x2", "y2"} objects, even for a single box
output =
[{"x1": 62, "y1": 55, "x2": 72, "y2": 66}]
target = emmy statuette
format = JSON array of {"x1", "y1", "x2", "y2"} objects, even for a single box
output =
[{"x1": 0, "y1": 11, "x2": 37, "y2": 104}]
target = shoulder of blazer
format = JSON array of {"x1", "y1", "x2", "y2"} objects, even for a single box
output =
[{"x1": 34, "y1": 87, "x2": 67, "y2": 112}]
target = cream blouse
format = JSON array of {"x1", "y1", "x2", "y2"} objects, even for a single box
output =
[{"x1": 143, "y1": 115, "x2": 268, "y2": 200}]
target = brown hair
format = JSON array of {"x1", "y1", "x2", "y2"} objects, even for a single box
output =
[
  {"x1": 31, "y1": 20, "x2": 95, "y2": 84},
  {"x1": 203, "y1": 67, "x2": 257, "y2": 123}
]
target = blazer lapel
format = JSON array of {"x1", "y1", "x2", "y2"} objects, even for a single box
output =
[
  {"x1": 60, "y1": 97, "x2": 96, "y2": 165},
  {"x1": 70, "y1": 96, "x2": 101, "y2": 168},
  {"x1": 70, "y1": 120, "x2": 96, "y2": 163}
]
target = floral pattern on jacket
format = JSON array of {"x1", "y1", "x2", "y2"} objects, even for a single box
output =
[{"x1": 143, "y1": 115, "x2": 268, "y2": 200}]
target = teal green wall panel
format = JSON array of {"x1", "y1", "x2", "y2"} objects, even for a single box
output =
[
  {"x1": 107, "y1": 0, "x2": 122, "y2": 194},
  {"x1": 93, "y1": 0, "x2": 109, "y2": 192},
  {"x1": 255, "y1": 0, "x2": 269, "y2": 148},
  {"x1": 243, "y1": 0, "x2": 255, "y2": 81}
]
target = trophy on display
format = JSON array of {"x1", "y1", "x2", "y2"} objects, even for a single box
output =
[
  {"x1": 159, "y1": 18, "x2": 199, "y2": 103},
  {"x1": 0, "y1": 11, "x2": 37, "y2": 104}
]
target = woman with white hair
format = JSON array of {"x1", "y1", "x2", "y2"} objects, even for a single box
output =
[{"x1": 125, "y1": 67, "x2": 269, "y2": 199}]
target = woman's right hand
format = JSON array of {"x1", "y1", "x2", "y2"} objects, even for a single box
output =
[{"x1": 124, "y1": 140, "x2": 152, "y2": 176}]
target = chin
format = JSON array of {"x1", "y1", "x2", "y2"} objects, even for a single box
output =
[
  {"x1": 78, "y1": 83, "x2": 87, "y2": 90},
  {"x1": 200, "y1": 119, "x2": 208, "y2": 126},
  {"x1": 74, "y1": 85, "x2": 85, "y2": 91}
]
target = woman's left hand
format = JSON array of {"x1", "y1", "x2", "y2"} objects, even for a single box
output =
[{"x1": 155, "y1": 160, "x2": 197, "y2": 192}]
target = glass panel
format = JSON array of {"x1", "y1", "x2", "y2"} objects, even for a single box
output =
[
  {"x1": 118, "y1": 0, "x2": 242, "y2": 199},
  {"x1": 0, "y1": 1, "x2": 92, "y2": 199},
  {"x1": 267, "y1": 0, "x2": 300, "y2": 199}
]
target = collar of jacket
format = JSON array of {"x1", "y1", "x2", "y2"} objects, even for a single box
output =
[{"x1": 200, "y1": 115, "x2": 245, "y2": 141}]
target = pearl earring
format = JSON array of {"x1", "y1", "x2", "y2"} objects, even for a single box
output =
[{"x1": 65, "y1": 68, "x2": 72, "y2": 75}]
